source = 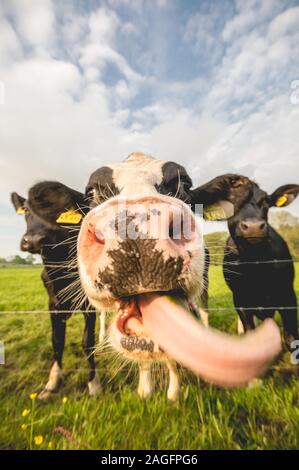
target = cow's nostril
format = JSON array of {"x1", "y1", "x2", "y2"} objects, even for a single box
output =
[
  {"x1": 240, "y1": 222, "x2": 248, "y2": 231},
  {"x1": 95, "y1": 228, "x2": 105, "y2": 244},
  {"x1": 87, "y1": 223, "x2": 104, "y2": 244},
  {"x1": 260, "y1": 222, "x2": 266, "y2": 230}
]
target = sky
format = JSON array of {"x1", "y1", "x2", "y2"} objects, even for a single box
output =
[{"x1": 0, "y1": 0, "x2": 299, "y2": 257}]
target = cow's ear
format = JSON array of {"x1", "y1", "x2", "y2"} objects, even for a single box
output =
[
  {"x1": 270, "y1": 184, "x2": 299, "y2": 208},
  {"x1": 11, "y1": 192, "x2": 26, "y2": 214},
  {"x1": 190, "y1": 174, "x2": 253, "y2": 221},
  {"x1": 28, "y1": 181, "x2": 87, "y2": 227}
]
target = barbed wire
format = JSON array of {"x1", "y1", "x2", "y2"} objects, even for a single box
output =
[
  {"x1": 0, "y1": 310, "x2": 101, "y2": 314},
  {"x1": 1, "y1": 259, "x2": 298, "y2": 315},
  {"x1": 2, "y1": 258, "x2": 299, "y2": 266},
  {"x1": 0, "y1": 306, "x2": 298, "y2": 315},
  {"x1": 219, "y1": 258, "x2": 299, "y2": 266}
]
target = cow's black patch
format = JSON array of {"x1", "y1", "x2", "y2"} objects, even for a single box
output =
[
  {"x1": 85, "y1": 166, "x2": 119, "y2": 207},
  {"x1": 95, "y1": 238, "x2": 184, "y2": 298},
  {"x1": 157, "y1": 162, "x2": 193, "y2": 203}
]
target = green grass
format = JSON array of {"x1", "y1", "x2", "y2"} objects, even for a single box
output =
[{"x1": 0, "y1": 265, "x2": 299, "y2": 450}]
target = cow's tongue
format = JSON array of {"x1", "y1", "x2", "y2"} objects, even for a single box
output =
[{"x1": 138, "y1": 293, "x2": 281, "y2": 387}]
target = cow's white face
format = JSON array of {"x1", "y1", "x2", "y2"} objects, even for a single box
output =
[
  {"x1": 77, "y1": 153, "x2": 281, "y2": 386},
  {"x1": 78, "y1": 153, "x2": 205, "y2": 360}
]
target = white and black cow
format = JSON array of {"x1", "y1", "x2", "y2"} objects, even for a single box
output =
[
  {"x1": 79, "y1": 153, "x2": 282, "y2": 397},
  {"x1": 30, "y1": 153, "x2": 282, "y2": 400}
]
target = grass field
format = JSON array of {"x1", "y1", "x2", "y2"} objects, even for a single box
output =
[{"x1": 0, "y1": 265, "x2": 299, "y2": 450}]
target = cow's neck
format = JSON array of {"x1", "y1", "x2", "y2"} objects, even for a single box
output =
[{"x1": 231, "y1": 237, "x2": 273, "y2": 261}]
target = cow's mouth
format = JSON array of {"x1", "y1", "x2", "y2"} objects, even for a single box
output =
[
  {"x1": 236, "y1": 235, "x2": 269, "y2": 244},
  {"x1": 112, "y1": 290, "x2": 282, "y2": 388},
  {"x1": 116, "y1": 290, "x2": 188, "y2": 337}
]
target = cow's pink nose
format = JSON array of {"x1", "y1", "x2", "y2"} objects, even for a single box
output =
[
  {"x1": 238, "y1": 219, "x2": 268, "y2": 238},
  {"x1": 78, "y1": 196, "x2": 201, "y2": 294}
]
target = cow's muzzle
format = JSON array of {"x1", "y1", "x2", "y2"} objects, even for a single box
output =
[{"x1": 78, "y1": 196, "x2": 202, "y2": 300}]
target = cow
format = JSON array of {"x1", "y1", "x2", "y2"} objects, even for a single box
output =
[
  {"x1": 222, "y1": 177, "x2": 299, "y2": 351},
  {"x1": 28, "y1": 153, "x2": 282, "y2": 400},
  {"x1": 11, "y1": 184, "x2": 102, "y2": 400}
]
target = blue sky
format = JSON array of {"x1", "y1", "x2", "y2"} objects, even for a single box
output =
[{"x1": 0, "y1": 0, "x2": 299, "y2": 257}]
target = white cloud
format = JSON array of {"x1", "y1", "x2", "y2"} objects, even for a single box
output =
[
  {"x1": 0, "y1": 0, "x2": 299, "y2": 257},
  {"x1": 0, "y1": 17, "x2": 23, "y2": 66},
  {"x1": 79, "y1": 6, "x2": 143, "y2": 86},
  {"x1": 201, "y1": 2, "x2": 299, "y2": 119},
  {"x1": 6, "y1": 0, "x2": 55, "y2": 49},
  {"x1": 88, "y1": 6, "x2": 118, "y2": 43},
  {"x1": 183, "y1": 9, "x2": 226, "y2": 67},
  {"x1": 195, "y1": 95, "x2": 299, "y2": 216},
  {"x1": 223, "y1": 0, "x2": 284, "y2": 40},
  {"x1": 268, "y1": 5, "x2": 299, "y2": 39}
]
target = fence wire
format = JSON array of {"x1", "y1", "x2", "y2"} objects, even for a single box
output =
[
  {"x1": 0, "y1": 306, "x2": 298, "y2": 315},
  {"x1": 0, "y1": 258, "x2": 298, "y2": 314}
]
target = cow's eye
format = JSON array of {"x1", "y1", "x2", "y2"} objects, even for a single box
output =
[
  {"x1": 230, "y1": 177, "x2": 243, "y2": 188},
  {"x1": 86, "y1": 188, "x2": 95, "y2": 200},
  {"x1": 182, "y1": 179, "x2": 192, "y2": 190}
]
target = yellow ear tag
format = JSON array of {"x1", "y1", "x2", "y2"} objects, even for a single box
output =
[
  {"x1": 203, "y1": 204, "x2": 226, "y2": 221},
  {"x1": 17, "y1": 207, "x2": 25, "y2": 215},
  {"x1": 276, "y1": 194, "x2": 288, "y2": 207},
  {"x1": 56, "y1": 209, "x2": 82, "y2": 224}
]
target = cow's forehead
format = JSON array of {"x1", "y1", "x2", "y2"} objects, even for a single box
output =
[
  {"x1": 251, "y1": 184, "x2": 267, "y2": 200},
  {"x1": 88, "y1": 152, "x2": 190, "y2": 197},
  {"x1": 108, "y1": 153, "x2": 165, "y2": 195}
]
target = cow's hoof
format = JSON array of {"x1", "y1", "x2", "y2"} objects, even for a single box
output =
[
  {"x1": 88, "y1": 376, "x2": 102, "y2": 396},
  {"x1": 38, "y1": 389, "x2": 56, "y2": 401},
  {"x1": 137, "y1": 385, "x2": 152, "y2": 398},
  {"x1": 167, "y1": 389, "x2": 179, "y2": 401},
  {"x1": 248, "y1": 378, "x2": 263, "y2": 389}
]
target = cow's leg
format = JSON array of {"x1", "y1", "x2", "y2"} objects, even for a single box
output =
[
  {"x1": 234, "y1": 305, "x2": 260, "y2": 386},
  {"x1": 198, "y1": 249, "x2": 209, "y2": 327},
  {"x1": 38, "y1": 311, "x2": 67, "y2": 400},
  {"x1": 198, "y1": 308, "x2": 209, "y2": 327},
  {"x1": 166, "y1": 360, "x2": 180, "y2": 401},
  {"x1": 98, "y1": 311, "x2": 106, "y2": 345},
  {"x1": 237, "y1": 318, "x2": 245, "y2": 334},
  {"x1": 234, "y1": 297, "x2": 255, "y2": 332},
  {"x1": 83, "y1": 312, "x2": 102, "y2": 396},
  {"x1": 279, "y1": 289, "x2": 299, "y2": 351},
  {"x1": 137, "y1": 362, "x2": 152, "y2": 398}
]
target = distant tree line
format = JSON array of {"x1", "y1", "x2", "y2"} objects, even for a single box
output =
[{"x1": 0, "y1": 254, "x2": 40, "y2": 266}]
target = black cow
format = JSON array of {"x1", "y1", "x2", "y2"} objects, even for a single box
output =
[
  {"x1": 11, "y1": 183, "x2": 102, "y2": 399},
  {"x1": 223, "y1": 178, "x2": 299, "y2": 350}
]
